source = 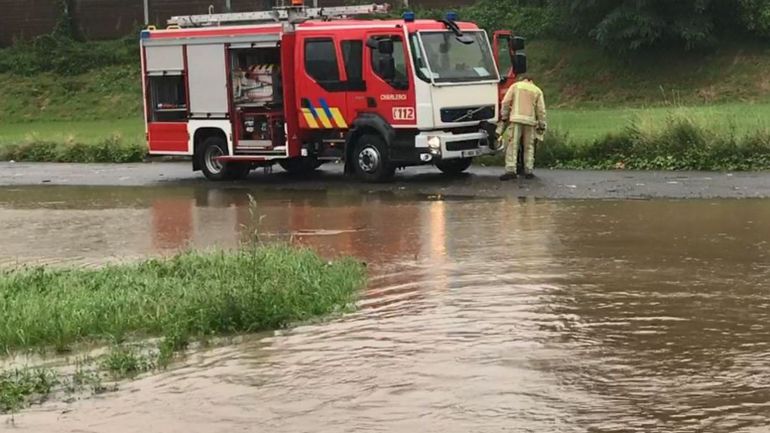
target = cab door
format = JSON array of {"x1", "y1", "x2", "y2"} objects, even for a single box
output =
[
  {"x1": 493, "y1": 31, "x2": 526, "y2": 103},
  {"x1": 493, "y1": 31, "x2": 515, "y2": 102},
  {"x1": 361, "y1": 31, "x2": 416, "y2": 128},
  {"x1": 339, "y1": 39, "x2": 368, "y2": 123},
  {"x1": 295, "y1": 35, "x2": 349, "y2": 133}
]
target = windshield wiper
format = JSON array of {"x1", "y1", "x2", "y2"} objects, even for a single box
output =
[
  {"x1": 437, "y1": 19, "x2": 474, "y2": 44},
  {"x1": 437, "y1": 76, "x2": 494, "y2": 83}
]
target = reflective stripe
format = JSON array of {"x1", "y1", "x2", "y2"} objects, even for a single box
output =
[
  {"x1": 513, "y1": 87, "x2": 521, "y2": 121},
  {"x1": 303, "y1": 99, "x2": 347, "y2": 129},
  {"x1": 314, "y1": 108, "x2": 333, "y2": 128},
  {"x1": 301, "y1": 108, "x2": 320, "y2": 128},
  {"x1": 329, "y1": 108, "x2": 348, "y2": 128},
  {"x1": 318, "y1": 98, "x2": 340, "y2": 129}
]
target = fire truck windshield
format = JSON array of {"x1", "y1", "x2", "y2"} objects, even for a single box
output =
[{"x1": 412, "y1": 31, "x2": 498, "y2": 84}]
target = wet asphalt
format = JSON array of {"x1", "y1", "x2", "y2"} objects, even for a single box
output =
[{"x1": 1, "y1": 161, "x2": 769, "y2": 199}]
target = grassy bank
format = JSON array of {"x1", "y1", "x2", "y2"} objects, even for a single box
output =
[
  {"x1": 0, "y1": 245, "x2": 366, "y2": 412},
  {"x1": 0, "y1": 134, "x2": 145, "y2": 163},
  {"x1": 523, "y1": 113, "x2": 770, "y2": 171},
  {"x1": 4, "y1": 104, "x2": 770, "y2": 169},
  {"x1": 0, "y1": 245, "x2": 365, "y2": 354}
]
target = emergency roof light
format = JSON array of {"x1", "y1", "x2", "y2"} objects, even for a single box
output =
[
  {"x1": 291, "y1": 0, "x2": 304, "y2": 6},
  {"x1": 403, "y1": 11, "x2": 415, "y2": 22},
  {"x1": 445, "y1": 11, "x2": 458, "y2": 21}
]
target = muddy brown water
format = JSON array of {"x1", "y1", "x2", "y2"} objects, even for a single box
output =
[{"x1": 1, "y1": 186, "x2": 769, "y2": 433}]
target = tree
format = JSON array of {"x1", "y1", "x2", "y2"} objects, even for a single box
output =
[
  {"x1": 552, "y1": 0, "x2": 728, "y2": 52},
  {"x1": 738, "y1": 0, "x2": 770, "y2": 37}
]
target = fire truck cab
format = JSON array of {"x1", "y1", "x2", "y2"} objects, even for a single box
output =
[{"x1": 140, "y1": 3, "x2": 525, "y2": 182}]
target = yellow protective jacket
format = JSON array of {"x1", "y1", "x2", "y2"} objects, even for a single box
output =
[{"x1": 500, "y1": 80, "x2": 547, "y2": 127}]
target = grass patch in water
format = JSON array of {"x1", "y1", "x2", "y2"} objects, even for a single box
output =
[
  {"x1": 1, "y1": 359, "x2": 120, "y2": 416},
  {"x1": 101, "y1": 347, "x2": 154, "y2": 379},
  {"x1": 0, "y1": 368, "x2": 59, "y2": 414},
  {"x1": 0, "y1": 245, "x2": 366, "y2": 355}
]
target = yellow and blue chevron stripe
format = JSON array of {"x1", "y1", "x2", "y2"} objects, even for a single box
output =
[{"x1": 301, "y1": 98, "x2": 348, "y2": 129}]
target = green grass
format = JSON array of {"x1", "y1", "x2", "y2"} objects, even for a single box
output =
[
  {"x1": 0, "y1": 119, "x2": 143, "y2": 146},
  {"x1": 549, "y1": 103, "x2": 770, "y2": 142},
  {"x1": 0, "y1": 243, "x2": 367, "y2": 415},
  {"x1": 101, "y1": 347, "x2": 154, "y2": 379},
  {"x1": 0, "y1": 135, "x2": 146, "y2": 163},
  {"x1": 0, "y1": 245, "x2": 366, "y2": 355},
  {"x1": 507, "y1": 110, "x2": 770, "y2": 171},
  {"x1": 0, "y1": 368, "x2": 59, "y2": 414},
  {"x1": 1, "y1": 359, "x2": 118, "y2": 415},
  {"x1": 0, "y1": 66, "x2": 141, "y2": 123}
]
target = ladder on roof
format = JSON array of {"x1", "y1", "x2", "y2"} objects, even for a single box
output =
[{"x1": 167, "y1": 3, "x2": 391, "y2": 28}]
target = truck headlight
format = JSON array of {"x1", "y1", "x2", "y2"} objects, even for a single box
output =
[{"x1": 427, "y1": 136, "x2": 441, "y2": 149}]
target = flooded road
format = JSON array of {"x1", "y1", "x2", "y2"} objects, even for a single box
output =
[{"x1": 2, "y1": 186, "x2": 770, "y2": 432}]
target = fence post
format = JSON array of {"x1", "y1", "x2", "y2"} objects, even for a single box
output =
[{"x1": 143, "y1": 0, "x2": 150, "y2": 25}]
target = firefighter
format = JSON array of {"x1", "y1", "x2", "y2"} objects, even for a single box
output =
[{"x1": 496, "y1": 75, "x2": 547, "y2": 180}]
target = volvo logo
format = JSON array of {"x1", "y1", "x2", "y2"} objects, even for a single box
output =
[{"x1": 453, "y1": 106, "x2": 486, "y2": 122}]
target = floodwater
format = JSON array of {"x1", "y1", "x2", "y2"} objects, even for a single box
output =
[{"x1": 1, "y1": 186, "x2": 769, "y2": 433}]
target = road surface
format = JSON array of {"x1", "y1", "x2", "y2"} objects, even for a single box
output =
[{"x1": 1, "y1": 161, "x2": 769, "y2": 199}]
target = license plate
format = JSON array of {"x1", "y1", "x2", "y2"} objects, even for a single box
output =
[{"x1": 461, "y1": 149, "x2": 481, "y2": 158}]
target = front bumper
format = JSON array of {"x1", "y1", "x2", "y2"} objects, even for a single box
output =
[{"x1": 415, "y1": 130, "x2": 494, "y2": 161}]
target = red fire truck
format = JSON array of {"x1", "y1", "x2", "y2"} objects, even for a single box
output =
[{"x1": 140, "y1": 2, "x2": 526, "y2": 181}]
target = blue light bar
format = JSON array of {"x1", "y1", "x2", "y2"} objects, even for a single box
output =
[
  {"x1": 446, "y1": 11, "x2": 458, "y2": 21},
  {"x1": 140, "y1": 30, "x2": 151, "y2": 40},
  {"x1": 403, "y1": 11, "x2": 415, "y2": 22}
]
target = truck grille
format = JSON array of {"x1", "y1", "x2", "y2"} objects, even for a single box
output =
[
  {"x1": 446, "y1": 140, "x2": 480, "y2": 151},
  {"x1": 440, "y1": 105, "x2": 495, "y2": 123}
]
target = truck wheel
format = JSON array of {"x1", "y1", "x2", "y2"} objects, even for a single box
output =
[
  {"x1": 353, "y1": 134, "x2": 395, "y2": 182},
  {"x1": 279, "y1": 157, "x2": 320, "y2": 175},
  {"x1": 436, "y1": 158, "x2": 473, "y2": 175},
  {"x1": 199, "y1": 136, "x2": 247, "y2": 181}
]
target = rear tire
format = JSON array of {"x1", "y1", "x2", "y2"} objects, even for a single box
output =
[
  {"x1": 436, "y1": 158, "x2": 472, "y2": 175},
  {"x1": 199, "y1": 136, "x2": 249, "y2": 181},
  {"x1": 279, "y1": 157, "x2": 321, "y2": 175},
  {"x1": 352, "y1": 134, "x2": 395, "y2": 182}
]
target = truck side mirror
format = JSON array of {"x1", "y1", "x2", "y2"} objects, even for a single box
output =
[
  {"x1": 512, "y1": 36, "x2": 525, "y2": 51},
  {"x1": 367, "y1": 37, "x2": 393, "y2": 55},
  {"x1": 377, "y1": 39, "x2": 394, "y2": 55},
  {"x1": 514, "y1": 52, "x2": 527, "y2": 74},
  {"x1": 379, "y1": 57, "x2": 396, "y2": 80}
]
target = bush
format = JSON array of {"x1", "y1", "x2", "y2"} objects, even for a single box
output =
[
  {"x1": 0, "y1": 135, "x2": 146, "y2": 163},
  {"x1": 462, "y1": 1, "x2": 560, "y2": 37},
  {"x1": 547, "y1": 114, "x2": 770, "y2": 171},
  {"x1": 481, "y1": 112, "x2": 770, "y2": 171},
  {"x1": 402, "y1": 1, "x2": 560, "y2": 37}
]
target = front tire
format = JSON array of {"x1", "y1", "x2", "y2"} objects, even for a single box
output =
[
  {"x1": 436, "y1": 158, "x2": 472, "y2": 175},
  {"x1": 353, "y1": 134, "x2": 395, "y2": 182},
  {"x1": 199, "y1": 136, "x2": 249, "y2": 181}
]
